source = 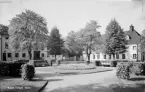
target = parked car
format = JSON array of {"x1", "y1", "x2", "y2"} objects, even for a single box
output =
[{"x1": 29, "y1": 60, "x2": 49, "y2": 67}]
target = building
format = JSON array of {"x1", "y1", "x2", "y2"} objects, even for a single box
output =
[
  {"x1": 83, "y1": 25, "x2": 143, "y2": 62},
  {"x1": 0, "y1": 26, "x2": 62, "y2": 61}
]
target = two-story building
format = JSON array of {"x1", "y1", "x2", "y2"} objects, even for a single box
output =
[
  {"x1": 0, "y1": 26, "x2": 62, "y2": 61},
  {"x1": 83, "y1": 25, "x2": 143, "y2": 62}
]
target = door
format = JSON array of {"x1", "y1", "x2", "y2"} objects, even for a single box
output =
[
  {"x1": 141, "y1": 52, "x2": 145, "y2": 61},
  {"x1": 33, "y1": 51, "x2": 40, "y2": 60},
  {"x1": 3, "y1": 53, "x2": 6, "y2": 61}
]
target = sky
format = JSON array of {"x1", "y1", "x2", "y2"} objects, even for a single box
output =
[{"x1": 0, "y1": 0, "x2": 145, "y2": 37}]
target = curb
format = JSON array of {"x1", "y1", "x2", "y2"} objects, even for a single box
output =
[{"x1": 38, "y1": 80, "x2": 48, "y2": 92}]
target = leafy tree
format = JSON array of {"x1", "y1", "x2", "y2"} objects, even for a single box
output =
[
  {"x1": 140, "y1": 29, "x2": 145, "y2": 55},
  {"x1": 0, "y1": 24, "x2": 9, "y2": 33},
  {"x1": 105, "y1": 19, "x2": 127, "y2": 59},
  {"x1": 47, "y1": 27, "x2": 64, "y2": 60},
  {"x1": 65, "y1": 31, "x2": 83, "y2": 58},
  {"x1": 9, "y1": 10, "x2": 48, "y2": 60},
  {"x1": 76, "y1": 20, "x2": 101, "y2": 63}
]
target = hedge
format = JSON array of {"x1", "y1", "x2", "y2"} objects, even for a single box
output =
[
  {"x1": 129, "y1": 62, "x2": 145, "y2": 75},
  {"x1": 0, "y1": 61, "x2": 25, "y2": 77},
  {"x1": 21, "y1": 64, "x2": 35, "y2": 80},
  {"x1": 116, "y1": 62, "x2": 145, "y2": 79}
]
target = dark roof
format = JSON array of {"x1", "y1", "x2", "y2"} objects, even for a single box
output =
[{"x1": 125, "y1": 29, "x2": 141, "y2": 45}]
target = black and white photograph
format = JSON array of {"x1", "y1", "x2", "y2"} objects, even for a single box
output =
[{"x1": 0, "y1": 0, "x2": 145, "y2": 92}]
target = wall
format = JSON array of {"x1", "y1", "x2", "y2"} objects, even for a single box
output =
[{"x1": 83, "y1": 44, "x2": 141, "y2": 62}]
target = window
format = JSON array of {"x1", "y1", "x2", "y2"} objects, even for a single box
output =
[
  {"x1": 93, "y1": 54, "x2": 95, "y2": 59},
  {"x1": 5, "y1": 43, "x2": 8, "y2": 49},
  {"x1": 97, "y1": 54, "x2": 100, "y2": 59},
  {"x1": 104, "y1": 55, "x2": 106, "y2": 59},
  {"x1": 109, "y1": 55, "x2": 111, "y2": 59},
  {"x1": 133, "y1": 54, "x2": 137, "y2": 59},
  {"x1": 133, "y1": 46, "x2": 137, "y2": 50},
  {"x1": 8, "y1": 53, "x2": 11, "y2": 58},
  {"x1": 15, "y1": 53, "x2": 19, "y2": 57},
  {"x1": 41, "y1": 53, "x2": 44, "y2": 57},
  {"x1": 122, "y1": 54, "x2": 125, "y2": 59},
  {"x1": 22, "y1": 53, "x2": 26, "y2": 57},
  {"x1": 116, "y1": 54, "x2": 119, "y2": 59}
]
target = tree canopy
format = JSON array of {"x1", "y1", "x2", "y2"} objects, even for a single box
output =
[
  {"x1": 76, "y1": 20, "x2": 101, "y2": 63},
  {"x1": 65, "y1": 31, "x2": 83, "y2": 57},
  {"x1": 104, "y1": 19, "x2": 127, "y2": 57},
  {"x1": 47, "y1": 27, "x2": 64, "y2": 59},
  {"x1": 8, "y1": 9, "x2": 49, "y2": 60}
]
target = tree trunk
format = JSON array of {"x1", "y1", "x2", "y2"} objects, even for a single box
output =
[
  {"x1": 55, "y1": 54, "x2": 56, "y2": 61},
  {"x1": 87, "y1": 54, "x2": 90, "y2": 64},
  {"x1": 28, "y1": 50, "x2": 32, "y2": 60}
]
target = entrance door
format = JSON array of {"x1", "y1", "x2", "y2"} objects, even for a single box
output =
[
  {"x1": 33, "y1": 51, "x2": 40, "y2": 60},
  {"x1": 141, "y1": 52, "x2": 145, "y2": 61},
  {"x1": 3, "y1": 53, "x2": 6, "y2": 61}
]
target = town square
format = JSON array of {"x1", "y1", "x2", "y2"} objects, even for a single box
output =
[{"x1": 0, "y1": 0, "x2": 145, "y2": 92}]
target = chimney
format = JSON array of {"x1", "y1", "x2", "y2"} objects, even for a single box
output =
[{"x1": 130, "y1": 24, "x2": 134, "y2": 31}]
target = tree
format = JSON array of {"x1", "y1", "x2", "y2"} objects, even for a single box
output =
[
  {"x1": 47, "y1": 27, "x2": 64, "y2": 60},
  {"x1": 9, "y1": 10, "x2": 48, "y2": 60},
  {"x1": 65, "y1": 31, "x2": 83, "y2": 58},
  {"x1": 76, "y1": 20, "x2": 101, "y2": 63},
  {"x1": 140, "y1": 29, "x2": 145, "y2": 61},
  {"x1": 105, "y1": 19, "x2": 127, "y2": 59}
]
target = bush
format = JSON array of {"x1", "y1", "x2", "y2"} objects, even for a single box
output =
[
  {"x1": 0, "y1": 62, "x2": 24, "y2": 77},
  {"x1": 110, "y1": 60, "x2": 118, "y2": 67},
  {"x1": 21, "y1": 64, "x2": 35, "y2": 81},
  {"x1": 94, "y1": 61, "x2": 101, "y2": 66},
  {"x1": 116, "y1": 63, "x2": 130, "y2": 79},
  {"x1": 129, "y1": 62, "x2": 145, "y2": 75}
]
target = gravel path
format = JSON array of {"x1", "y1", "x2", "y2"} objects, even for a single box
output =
[{"x1": 36, "y1": 68, "x2": 119, "y2": 92}]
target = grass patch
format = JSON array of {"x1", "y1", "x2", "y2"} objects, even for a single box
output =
[{"x1": 0, "y1": 77, "x2": 47, "y2": 92}]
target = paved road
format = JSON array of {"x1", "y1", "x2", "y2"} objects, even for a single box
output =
[{"x1": 36, "y1": 68, "x2": 120, "y2": 92}]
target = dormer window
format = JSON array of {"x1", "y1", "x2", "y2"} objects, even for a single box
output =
[{"x1": 126, "y1": 35, "x2": 130, "y2": 40}]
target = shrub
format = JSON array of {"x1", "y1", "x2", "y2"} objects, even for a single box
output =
[
  {"x1": 0, "y1": 62, "x2": 10, "y2": 76},
  {"x1": 110, "y1": 60, "x2": 118, "y2": 67},
  {"x1": 129, "y1": 62, "x2": 145, "y2": 75},
  {"x1": 0, "y1": 62, "x2": 24, "y2": 77},
  {"x1": 116, "y1": 63, "x2": 130, "y2": 79},
  {"x1": 21, "y1": 64, "x2": 35, "y2": 81}
]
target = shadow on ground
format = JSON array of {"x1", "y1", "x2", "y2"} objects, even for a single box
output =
[{"x1": 128, "y1": 77, "x2": 145, "y2": 81}]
